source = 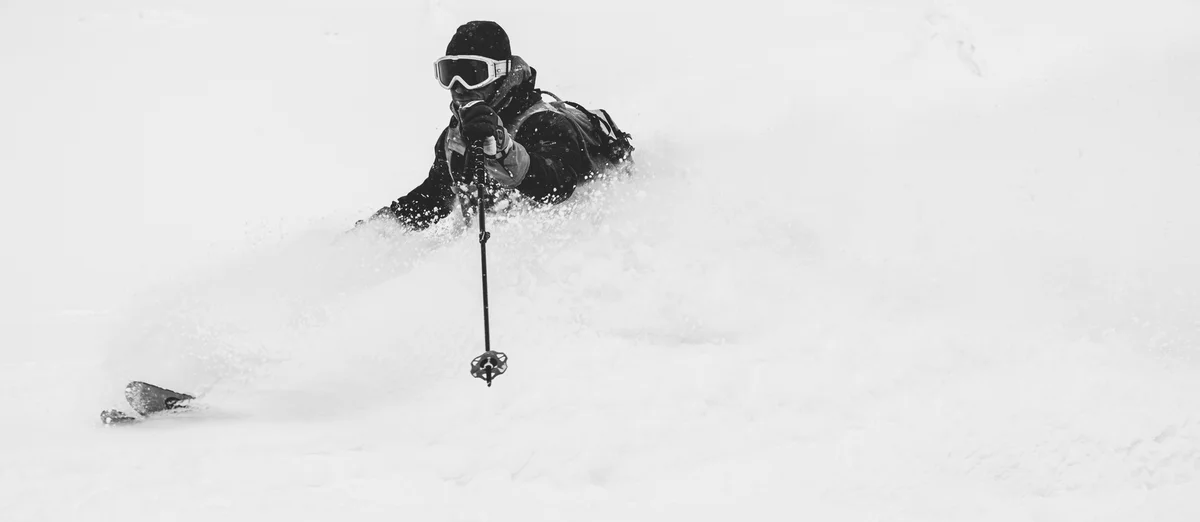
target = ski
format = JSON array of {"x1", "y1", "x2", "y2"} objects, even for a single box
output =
[
  {"x1": 100, "y1": 381, "x2": 195, "y2": 426},
  {"x1": 125, "y1": 381, "x2": 194, "y2": 415}
]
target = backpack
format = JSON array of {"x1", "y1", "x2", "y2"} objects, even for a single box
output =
[{"x1": 507, "y1": 91, "x2": 634, "y2": 176}]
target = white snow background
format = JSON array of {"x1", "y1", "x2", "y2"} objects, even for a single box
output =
[{"x1": 2, "y1": 0, "x2": 1200, "y2": 520}]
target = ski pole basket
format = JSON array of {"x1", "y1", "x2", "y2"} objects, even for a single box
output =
[{"x1": 470, "y1": 350, "x2": 508, "y2": 387}]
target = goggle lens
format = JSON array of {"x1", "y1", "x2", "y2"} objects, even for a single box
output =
[{"x1": 436, "y1": 58, "x2": 493, "y2": 89}]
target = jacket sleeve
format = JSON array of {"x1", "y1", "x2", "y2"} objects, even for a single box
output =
[
  {"x1": 373, "y1": 128, "x2": 455, "y2": 230},
  {"x1": 510, "y1": 111, "x2": 590, "y2": 204}
]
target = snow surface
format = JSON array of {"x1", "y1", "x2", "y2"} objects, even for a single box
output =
[{"x1": 3, "y1": 0, "x2": 1200, "y2": 520}]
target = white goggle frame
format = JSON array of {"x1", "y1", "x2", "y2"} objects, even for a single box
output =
[{"x1": 434, "y1": 55, "x2": 511, "y2": 90}]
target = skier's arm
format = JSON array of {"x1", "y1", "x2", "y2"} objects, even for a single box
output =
[{"x1": 372, "y1": 129, "x2": 455, "y2": 229}]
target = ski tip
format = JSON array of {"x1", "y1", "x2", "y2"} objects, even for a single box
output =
[
  {"x1": 126, "y1": 381, "x2": 195, "y2": 400},
  {"x1": 125, "y1": 381, "x2": 153, "y2": 392}
]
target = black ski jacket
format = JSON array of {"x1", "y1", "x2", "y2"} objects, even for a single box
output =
[{"x1": 373, "y1": 57, "x2": 591, "y2": 229}]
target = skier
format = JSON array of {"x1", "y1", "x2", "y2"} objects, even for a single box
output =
[{"x1": 364, "y1": 20, "x2": 632, "y2": 230}]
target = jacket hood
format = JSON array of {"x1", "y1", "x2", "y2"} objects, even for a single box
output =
[{"x1": 490, "y1": 55, "x2": 541, "y2": 122}]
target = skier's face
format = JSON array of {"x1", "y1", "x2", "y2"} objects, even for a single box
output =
[{"x1": 450, "y1": 80, "x2": 500, "y2": 106}]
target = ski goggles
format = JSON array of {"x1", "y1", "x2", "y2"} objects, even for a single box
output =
[{"x1": 434, "y1": 55, "x2": 510, "y2": 90}]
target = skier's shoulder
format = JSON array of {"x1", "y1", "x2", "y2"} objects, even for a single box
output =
[
  {"x1": 517, "y1": 108, "x2": 578, "y2": 138},
  {"x1": 510, "y1": 96, "x2": 589, "y2": 146},
  {"x1": 517, "y1": 93, "x2": 636, "y2": 169}
]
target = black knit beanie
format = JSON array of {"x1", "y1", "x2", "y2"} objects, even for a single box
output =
[{"x1": 445, "y1": 21, "x2": 511, "y2": 61}]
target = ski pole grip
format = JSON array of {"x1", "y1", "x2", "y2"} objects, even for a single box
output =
[{"x1": 465, "y1": 140, "x2": 488, "y2": 185}]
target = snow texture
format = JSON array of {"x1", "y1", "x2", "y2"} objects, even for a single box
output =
[{"x1": 2, "y1": 0, "x2": 1200, "y2": 520}]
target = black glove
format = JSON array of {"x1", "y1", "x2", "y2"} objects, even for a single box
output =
[
  {"x1": 455, "y1": 101, "x2": 527, "y2": 188},
  {"x1": 458, "y1": 102, "x2": 506, "y2": 146}
]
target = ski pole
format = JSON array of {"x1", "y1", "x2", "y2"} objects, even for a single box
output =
[{"x1": 465, "y1": 137, "x2": 508, "y2": 387}]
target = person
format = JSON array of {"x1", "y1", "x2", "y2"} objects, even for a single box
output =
[{"x1": 365, "y1": 20, "x2": 633, "y2": 230}]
